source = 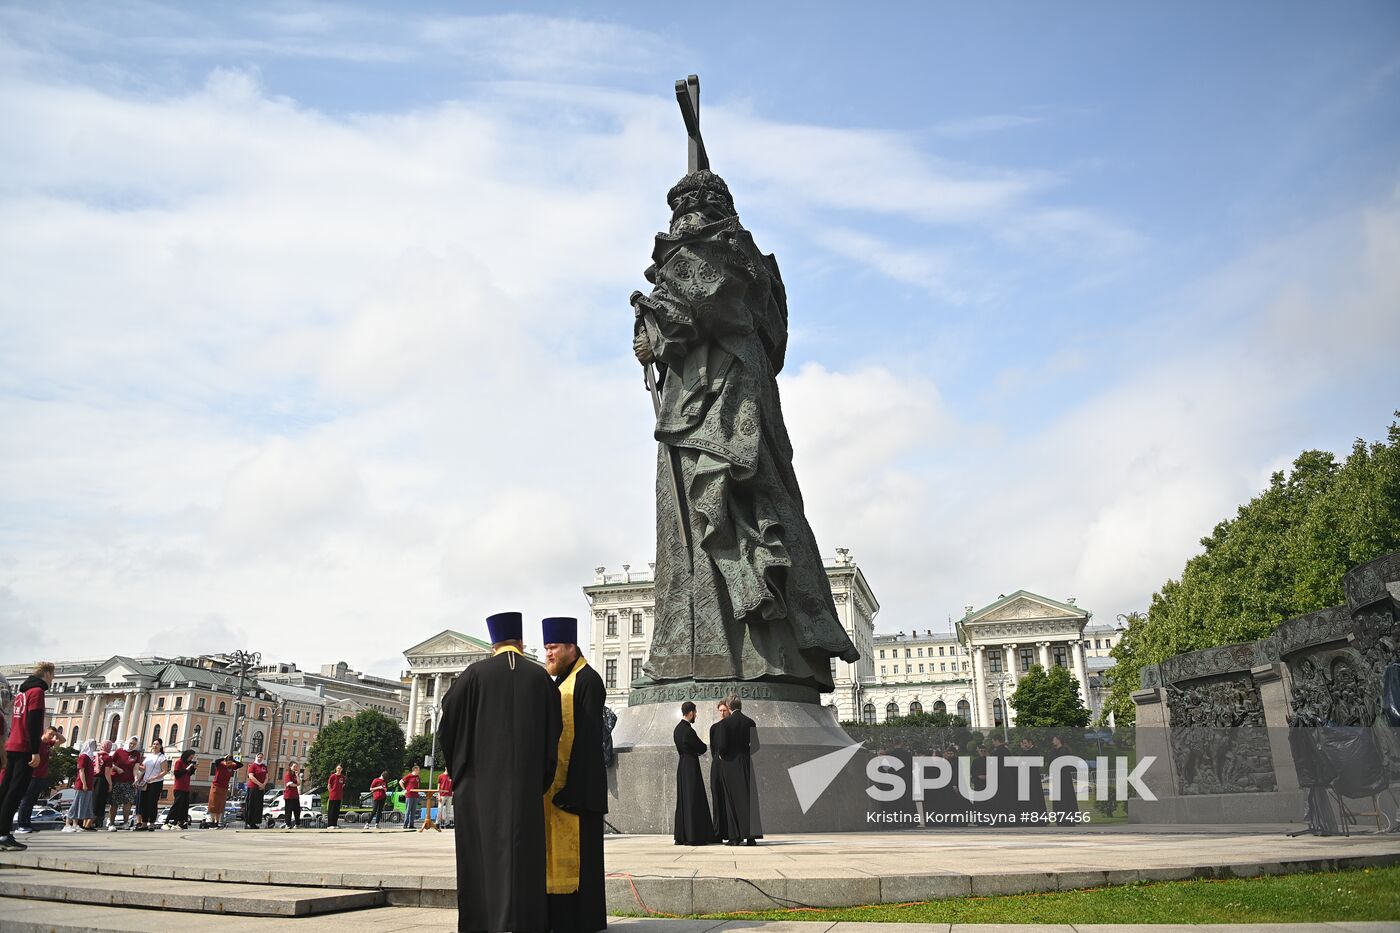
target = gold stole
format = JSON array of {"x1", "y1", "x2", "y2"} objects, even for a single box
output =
[{"x1": 544, "y1": 655, "x2": 586, "y2": 895}]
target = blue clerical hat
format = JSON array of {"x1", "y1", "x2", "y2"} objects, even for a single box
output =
[
  {"x1": 486, "y1": 611, "x2": 523, "y2": 644},
  {"x1": 541, "y1": 616, "x2": 578, "y2": 645}
]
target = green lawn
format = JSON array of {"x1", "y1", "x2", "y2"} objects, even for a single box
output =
[{"x1": 683, "y1": 865, "x2": 1400, "y2": 925}]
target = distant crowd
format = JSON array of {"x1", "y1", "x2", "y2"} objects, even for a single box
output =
[{"x1": 0, "y1": 662, "x2": 452, "y2": 850}]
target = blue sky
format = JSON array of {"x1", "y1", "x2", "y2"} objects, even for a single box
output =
[{"x1": 1, "y1": 2, "x2": 1397, "y2": 676}]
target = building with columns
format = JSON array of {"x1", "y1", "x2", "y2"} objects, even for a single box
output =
[
  {"x1": 5, "y1": 654, "x2": 287, "y2": 804},
  {"x1": 956, "y1": 591, "x2": 1093, "y2": 729},
  {"x1": 577, "y1": 559, "x2": 1118, "y2": 731},
  {"x1": 400, "y1": 630, "x2": 545, "y2": 739}
]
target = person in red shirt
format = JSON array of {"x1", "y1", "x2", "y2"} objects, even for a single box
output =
[
  {"x1": 436, "y1": 770, "x2": 454, "y2": 827},
  {"x1": 106, "y1": 736, "x2": 140, "y2": 832},
  {"x1": 209, "y1": 754, "x2": 239, "y2": 829},
  {"x1": 14, "y1": 725, "x2": 62, "y2": 834},
  {"x1": 400, "y1": 764, "x2": 421, "y2": 831},
  {"x1": 67, "y1": 739, "x2": 99, "y2": 831},
  {"x1": 326, "y1": 763, "x2": 346, "y2": 830},
  {"x1": 365, "y1": 771, "x2": 388, "y2": 831},
  {"x1": 0, "y1": 661, "x2": 54, "y2": 851},
  {"x1": 282, "y1": 762, "x2": 301, "y2": 830},
  {"x1": 244, "y1": 754, "x2": 269, "y2": 829},
  {"x1": 164, "y1": 750, "x2": 197, "y2": 830}
]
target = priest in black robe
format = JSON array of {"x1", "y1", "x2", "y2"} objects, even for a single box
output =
[
  {"x1": 437, "y1": 611, "x2": 561, "y2": 933},
  {"x1": 672, "y1": 701, "x2": 713, "y2": 846},
  {"x1": 541, "y1": 617, "x2": 607, "y2": 933},
  {"x1": 711, "y1": 695, "x2": 762, "y2": 845},
  {"x1": 708, "y1": 704, "x2": 730, "y2": 843}
]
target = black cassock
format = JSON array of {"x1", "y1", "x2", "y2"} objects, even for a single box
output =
[
  {"x1": 708, "y1": 720, "x2": 729, "y2": 842},
  {"x1": 438, "y1": 649, "x2": 561, "y2": 933},
  {"x1": 672, "y1": 720, "x2": 713, "y2": 845},
  {"x1": 548, "y1": 661, "x2": 608, "y2": 933},
  {"x1": 711, "y1": 711, "x2": 763, "y2": 842}
]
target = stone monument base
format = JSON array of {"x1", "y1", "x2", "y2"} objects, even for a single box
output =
[{"x1": 605, "y1": 688, "x2": 874, "y2": 835}]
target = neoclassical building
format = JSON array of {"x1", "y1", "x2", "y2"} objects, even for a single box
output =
[
  {"x1": 0, "y1": 654, "x2": 324, "y2": 803},
  {"x1": 400, "y1": 630, "x2": 547, "y2": 739},
  {"x1": 579, "y1": 556, "x2": 1120, "y2": 729}
]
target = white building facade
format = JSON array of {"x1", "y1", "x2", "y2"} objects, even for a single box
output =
[
  {"x1": 580, "y1": 558, "x2": 1120, "y2": 730},
  {"x1": 400, "y1": 630, "x2": 547, "y2": 739}
]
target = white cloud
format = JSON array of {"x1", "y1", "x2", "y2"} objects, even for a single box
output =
[{"x1": 0, "y1": 10, "x2": 1392, "y2": 682}]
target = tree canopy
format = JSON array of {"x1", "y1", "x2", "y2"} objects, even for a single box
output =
[
  {"x1": 1105, "y1": 417, "x2": 1400, "y2": 725},
  {"x1": 403, "y1": 732, "x2": 434, "y2": 774},
  {"x1": 305, "y1": 709, "x2": 405, "y2": 797},
  {"x1": 1007, "y1": 664, "x2": 1091, "y2": 728}
]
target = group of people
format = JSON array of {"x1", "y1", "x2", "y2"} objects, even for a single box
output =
[
  {"x1": 0, "y1": 661, "x2": 460, "y2": 847},
  {"x1": 672, "y1": 698, "x2": 763, "y2": 846},
  {"x1": 437, "y1": 611, "x2": 607, "y2": 933}
]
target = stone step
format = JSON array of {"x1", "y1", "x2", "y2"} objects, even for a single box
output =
[{"x1": 0, "y1": 868, "x2": 385, "y2": 917}]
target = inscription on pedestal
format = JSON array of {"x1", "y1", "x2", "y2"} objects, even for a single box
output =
[{"x1": 628, "y1": 680, "x2": 820, "y2": 706}]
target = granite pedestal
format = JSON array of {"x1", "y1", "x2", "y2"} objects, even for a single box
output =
[{"x1": 606, "y1": 684, "x2": 874, "y2": 834}]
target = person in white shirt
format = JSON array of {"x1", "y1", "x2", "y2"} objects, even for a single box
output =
[{"x1": 135, "y1": 739, "x2": 169, "y2": 831}]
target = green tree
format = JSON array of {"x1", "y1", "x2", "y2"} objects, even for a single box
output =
[
  {"x1": 305, "y1": 710, "x2": 405, "y2": 798},
  {"x1": 1007, "y1": 664, "x2": 1091, "y2": 728},
  {"x1": 403, "y1": 732, "x2": 434, "y2": 774},
  {"x1": 1105, "y1": 417, "x2": 1400, "y2": 725},
  {"x1": 47, "y1": 745, "x2": 77, "y2": 785}
]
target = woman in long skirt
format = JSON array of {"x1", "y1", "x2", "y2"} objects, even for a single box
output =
[
  {"x1": 65, "y1": 740, "x2": 99, "y2": 831},
  {"x1": 90, "y1": 740, "x2": 113, "y2": 829},
  {"x1": 164, "y1": 750, "x2": 197, "y2": 829}
]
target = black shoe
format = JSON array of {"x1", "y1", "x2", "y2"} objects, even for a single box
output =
[
  {"x1": 725, "y1": 839, "x2": 739, "y2": 846},
  {"x1": 0, "y1": 837, "x2": 28, "y2": 851},
  {"x1": 745, "y1": 838, "x2": 757, "y2": 846}
]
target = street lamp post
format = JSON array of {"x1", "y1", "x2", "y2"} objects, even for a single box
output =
[
  {"x1": 997, "y1": 674, "x2": 1011, "y2": 743},
  {"x1": 228, "y1": 650, "x2": 262, "y2": 759}
]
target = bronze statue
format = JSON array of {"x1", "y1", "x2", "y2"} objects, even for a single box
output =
[{"x1": 629, "y1": 77, "x2": 859, "y2": 693}]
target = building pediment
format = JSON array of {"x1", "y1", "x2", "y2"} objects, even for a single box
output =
[
  {"x1": 967, "y1": 591, "x2": 1086, "y2": 625},
  {"x1": 405, "y1": 629, "x2": 491, "y2": 659},
  {"x1": 83, "y1": 656, "x2": 156, "y2": 686}
]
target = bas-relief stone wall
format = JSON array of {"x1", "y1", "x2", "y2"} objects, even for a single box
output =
[{"x1": 1138, "y1": 551, "x2": 1400, "y2": 798}]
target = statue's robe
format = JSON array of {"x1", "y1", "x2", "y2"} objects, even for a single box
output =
[
  {"x1": 672, "y1": 720, "x2": 714, "y2": 845},
  {"x1": 438, "y1": 647, "x2": 560, "y2": 933},
  {"x1": 545, "y1": 657, "x2": 608, "y2": 933},
  {"x1": 632, "y1": 171, "x2": 860, "y2": 691}
]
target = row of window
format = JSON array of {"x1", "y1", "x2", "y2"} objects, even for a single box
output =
[
  {"x1": 876, "y1": 644, "x2": 963, "y2": 660},
  {"x1": 58, "y1": 695, "x2": 322, "y2": 726},
  {"x1": 983, "y1": 646, "x2": 1071, "y2": 675},
  {"x1": 879, "y1": 661, "x2": 971, "y2": 675},
  {"x1": 604, "y1": 612, "x2": 646, "y2": 638},
  {"x1": 602, "y1": 657, "x2": 645, "y2": 689},
  {"x1": 860, "y1": 698, "x2": 1005, "y2": 726}
]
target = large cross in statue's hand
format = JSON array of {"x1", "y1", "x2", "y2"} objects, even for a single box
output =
[{"x1": 675, "y1": 75, "x2": 708, "y2": 174}]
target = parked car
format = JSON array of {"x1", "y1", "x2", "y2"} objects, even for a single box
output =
[
  {"x1": 264, "y1": 792, "x2": 323, "y2": 827},
  {"x1": 45, "y1": 789, "x2": 77, "y2": 811},
  {"x1": 28, "y1": 806, "x2": 64, "y2": 827}
]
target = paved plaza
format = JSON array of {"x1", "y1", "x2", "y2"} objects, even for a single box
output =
[{"x1": 0, "y1": 824, "x2": 1397, "y2": 929}]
